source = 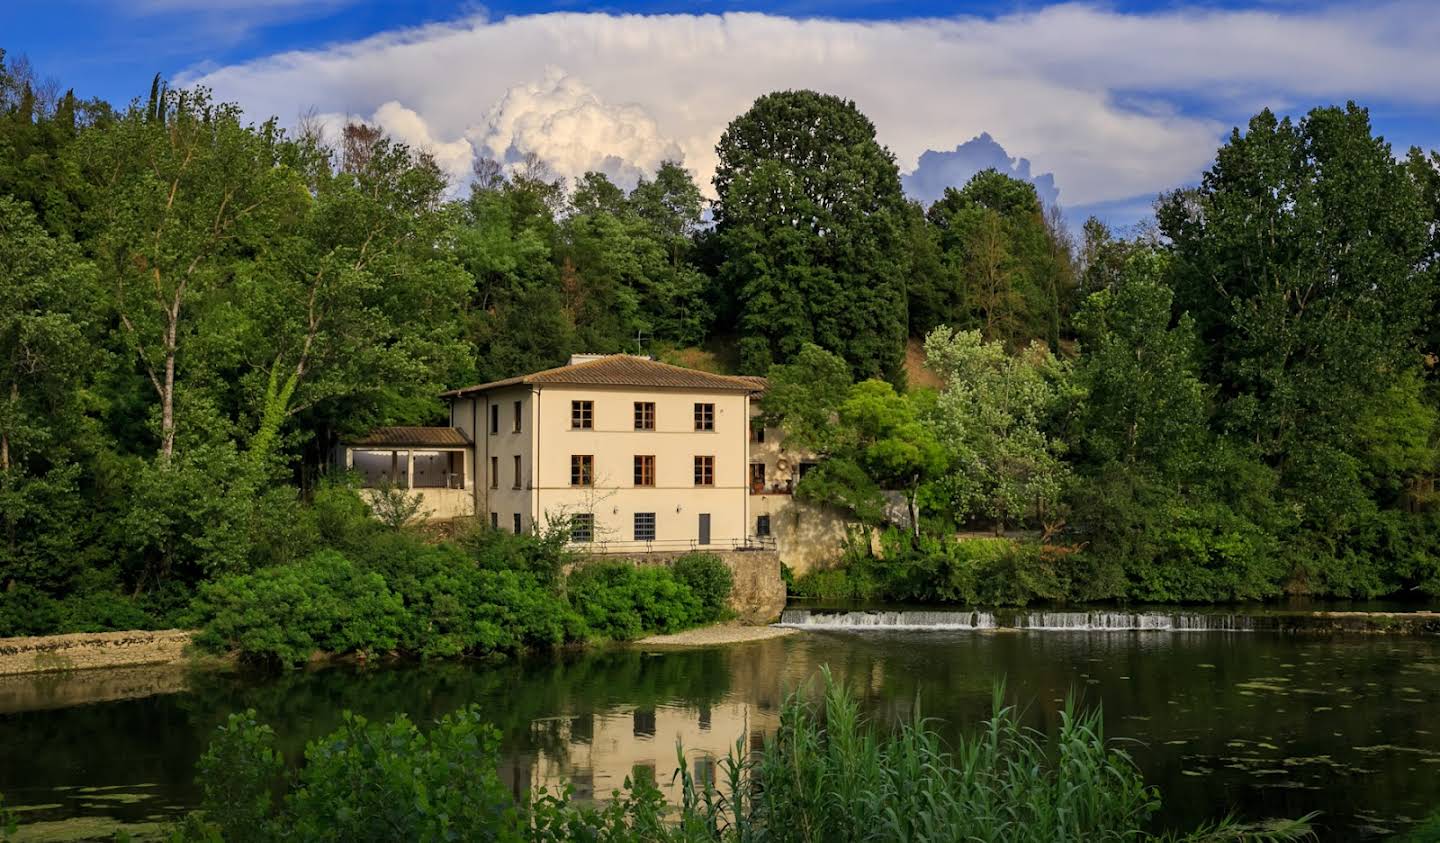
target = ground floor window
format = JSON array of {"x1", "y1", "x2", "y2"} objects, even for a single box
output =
[
  {"x1": 490, "y1": 512, "x2": 498, "y2": 529},
  {"x1": 634, "y1": 512, "x2": 656, "y2": 541},
  {"x1": 570, "y1": 512, "x2": 594, "y2": 542},
  {"x1": 756, "y1": 514, "x2": 771, "y2": 537},
  {"x1": 513, "y1": 513, "x2": 522, "y2": 534}
]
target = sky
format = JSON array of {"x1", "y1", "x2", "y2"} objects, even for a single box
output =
[{"x1": 4, "y1": 0, "x2": 1438, "y2": 230}]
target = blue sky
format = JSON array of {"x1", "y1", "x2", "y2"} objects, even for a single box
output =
[{"x1": 4, "y1": 1, "x2": 1436, "y2": 229}]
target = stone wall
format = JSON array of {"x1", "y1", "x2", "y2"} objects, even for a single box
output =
[
  {"x1": 0, "y1": 629, "x2": 196, "y2": 677},
  {"x1": 575, "y1": 549, "x2": 786, "y2": 623}
]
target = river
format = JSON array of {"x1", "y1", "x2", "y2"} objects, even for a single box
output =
[{"x1": 2, "y1": 615, "x2": 1438, "y2": 840}]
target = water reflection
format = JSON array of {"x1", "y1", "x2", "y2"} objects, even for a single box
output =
[{"x1": 1, "y1": 631, "x2": 1438, "y2": 841}]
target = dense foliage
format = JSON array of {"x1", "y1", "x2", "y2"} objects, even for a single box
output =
[
  {"x1": 2, "y1": 43, "x2": 1439, "y2": 634},
  {"x1": 157, "y1": 675, "x2": 1309, "y2": 842},
  {"x1": 188, "y1": 505, "x2": 732, "y2": 667}
]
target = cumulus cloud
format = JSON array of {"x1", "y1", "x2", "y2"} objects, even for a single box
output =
[
  {"x1": 178, "y1": 3, "x2": 1440, "y2": 208},
  {"x1": 473, "y1": 68, "x2": 684, "y2": 189},
  {"x1": 305, "y1": 103, "x2": 476, "y2": 187},
  {"x1": 905, "y1": 133, "x2": 1060, "y2": 209}
]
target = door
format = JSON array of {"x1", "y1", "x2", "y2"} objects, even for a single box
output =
[{"x1": 698, "y1": 513, "x2": 711, "y2": 546}]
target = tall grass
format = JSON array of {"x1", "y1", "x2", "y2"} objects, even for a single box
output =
[
  {"x1": 680, "y1": 668, "x2": 1313, "y2": 843},
  {"x1": 156, "y1": 668, "x2": 1313, "y2": 841}
]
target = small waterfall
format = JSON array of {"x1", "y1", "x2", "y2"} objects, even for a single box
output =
[
  {"x1": 777, "y1": 608, "x2": 1266, "y2": 632},
  {"x1": 777, "y1": 608, "x2": 997, "y2": 630}
]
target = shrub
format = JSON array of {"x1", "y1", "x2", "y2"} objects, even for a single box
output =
[
  {"x1": 191, "y1": 551, "x2": 407, "y2": 667},
  {"x1": 671, "y1": 553, "x2": 733, "y2": 621},
  {"x1": 567, "y1": 562, "x2": 705, "y2": 640}
]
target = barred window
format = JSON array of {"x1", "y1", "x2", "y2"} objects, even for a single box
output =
[
  {"x1": 694, "y1": 455, "x2": 714, "y2": 486},
  {"x1": 634, "y1": 512, "x2": 656, "y2": 542},
  {"x1": 513, "y1": 513, "x2": 522, "y2": 535},
  {"x1": 571, "y1": 400, "x2": 593, "y2": 429},
  {"x1": 634, "y1": 455, "x2": 655, "y2": 486},
  {"x1": 694, "y1": 402, "x2": 715, "y2": 431},
  {"x1": 756, "y1": 514, "x2": 771, "y2": 537},
  {"x1": 570, "y1": 512, "x2": 594, "y2": 543},
  {"x1": 571, "y1": 455, "x2": 594, "y2": 486},
  {"x1": 634, "y1": 401, "x2": 655, "y2": 430}
]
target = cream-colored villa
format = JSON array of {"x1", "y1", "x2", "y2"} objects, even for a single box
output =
[{"x1": 339, "y1": 354, "x2": 845, "y2": 572}]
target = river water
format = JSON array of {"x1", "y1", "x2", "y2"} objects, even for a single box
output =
[{"x1": 2, "y1": 621, "x2": 1439, "y2": 840}]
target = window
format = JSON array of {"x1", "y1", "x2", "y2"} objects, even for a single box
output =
[
  {"x1": 490, "y1": 456, "x2": 498, "y2": 489},
  {"x1": 694, "y1": 402, "x2": 715, "y2": 431},
  {"x1": 513, "y1": 455, "x2": 522, "y2": 489},
  {"x1": 799, "y1": 461, "x2": 819, "y2": 479},
  {"x1": 756, "y1": 514, "x2": 771, "y2": 537},
  {"x1": 490, "y1": 404, "x2": 499, "y2": 434},
  {"x1": 513, "y1": 513, "x2": 522, "y2": 535},
  {"x1": 634, "y1": 512, "x2": 656, "y2": 541},
  {"x1": 570, "y1": 512, "x2": 594, "y2": 542},
  {"x1": 490, "y1": 512, "x2": 498, "y2": 529},
  {"x1": 633, "y1": 708, "x2": 656, "y2": 737},
  {"x1": 694, "y1": 455, "x2": 714, "y2": 486},
  {"x1": 571, "y1": 455, "x2": 594, "y2": 486},
  {"x1": 634, "y1": 401, "x2": 655, "y2": 430},
  {"x1": 513, "y1": 400, "x2": 522, "y2": 432},
  {"x1": 751, "y1": 421, "x2": 765, "y2": 443},
  {"x1": 634, "y1": 455, "x2": 655, "y2": 486},
  {"x1": 571, "y1": 400, "x2": 593, "y2": 429},
  {"x1": 749, "y1": 462, "x2": 765, "y2": 491}
]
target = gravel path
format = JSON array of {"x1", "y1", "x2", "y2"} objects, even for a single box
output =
[{"x1": 634, "y1": 624, "x2": 798, "y2": 647}]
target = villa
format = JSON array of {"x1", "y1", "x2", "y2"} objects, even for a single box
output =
[{"x1": 338, "y1": 354, "x2": 846, "y2": 571}]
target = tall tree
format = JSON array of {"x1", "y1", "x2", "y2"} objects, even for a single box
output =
[
  {"x1": 713, "y1": 90, "x2": 909, "y2": 380},
  {"x1": 77, "y1": 87, "x2": 293, "y2": 460},
  {"x1": 1159, "y1": 104, "x2": 1436, "y2": 540},
  {"x1": 925, "y1": 170, "x2": 1075, "y2": 350}
]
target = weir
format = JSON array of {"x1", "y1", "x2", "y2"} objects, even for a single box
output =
[{"x1": 776, "y1": 607, "x2": 1440, "y2": 634}]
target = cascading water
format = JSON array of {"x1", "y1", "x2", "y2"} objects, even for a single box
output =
[{"x1": 776, "y1": 608, "x2": 1266, "y2": 632}]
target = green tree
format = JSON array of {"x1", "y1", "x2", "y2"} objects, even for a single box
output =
[
  {"x1": 239, "y1": 129, "x2": 473, "y2": 472},
  {"x1": 925, "y1": 170, "x2": 1076, "y2": 350},
  {"x1": 714, "y1": 90, "x2": 909, "y2": 380},
  {"x1": 1159, "y1": 104, "x2": 1436, "y2": 575},
  {"x1": 923, "y1": 326, "x2": 1070, "y2": 533},
  {"x1": 76, "y1": 87, "x2": 294, "y2": 461},
  {"x1": 0, "y1": 197, "x2": 99, "y2": 593}
]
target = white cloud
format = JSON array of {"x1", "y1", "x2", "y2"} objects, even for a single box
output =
[
  {"x1": 473, "y1": 67, "x2": 684, "y2": 189},
  {"x1": 177, "y1": 3, "x2": 1440, "y2": 207}
]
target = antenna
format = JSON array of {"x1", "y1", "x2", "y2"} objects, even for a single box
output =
[{"x1": 633, "y1": 329, "x2": 651, "y2": 356}]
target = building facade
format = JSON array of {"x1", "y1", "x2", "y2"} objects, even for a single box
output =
[{"x1": 339, "y1": 354, "x2": 845, "y2": 569}]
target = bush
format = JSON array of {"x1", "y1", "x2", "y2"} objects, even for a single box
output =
[
  {"x1": 567, "y1": 562, "x2": 705, "y2": 640},
  {"x1": 191, "y1": 551, "x2": 407, "y2": 667},
  {"x1": 671, "y1": 553, "x2": 733, "y2": 620}
]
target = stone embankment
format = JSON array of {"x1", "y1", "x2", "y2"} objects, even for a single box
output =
[{"x1": 0, "y1": 629, "x2": 196, "y2": 677}]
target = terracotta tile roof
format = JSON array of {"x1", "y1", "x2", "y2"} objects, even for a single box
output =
[
  {"x1": 442, "y1": 355, "x2": 764, "y2": 397},
  {"x1": 345, "y1": 426, "x2": 471, "y2": 447}
]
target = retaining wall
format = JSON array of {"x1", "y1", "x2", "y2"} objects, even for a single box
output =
[
  {"x1": 0, "y1": 629, "x2": 196, "y2": 677},
  {"x1": 575, "y1": 549, "x2": 786, "y2": 623}
]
